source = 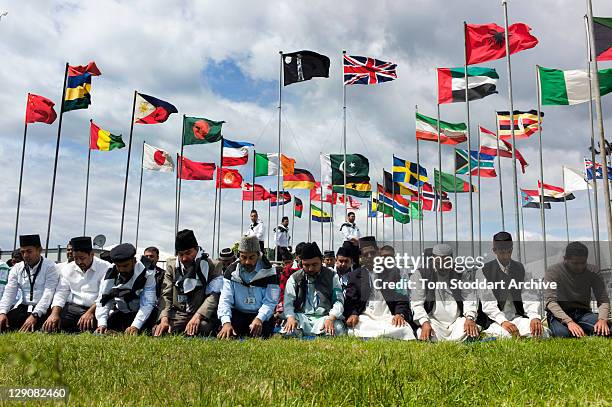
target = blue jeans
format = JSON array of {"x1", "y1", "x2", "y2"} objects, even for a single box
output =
[{"x1": 547, "y1": 308, "x2": 611, "y2": 338}]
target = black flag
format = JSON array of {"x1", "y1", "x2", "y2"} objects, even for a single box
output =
[{"x1": 283, "y1": 50, "x2": 330, "y2": 86}]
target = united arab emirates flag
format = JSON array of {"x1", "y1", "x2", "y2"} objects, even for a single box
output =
[
  {"x1": 437, "y1": 67, "x2": 498, "y2": 104},
  {"x1": 538, "y1": 66, "x2": 612, "y2": 105},
  {"x1": 283, "y1": 50, "x2": 330, "y2": 86},
  {"x1": 415, "y1": 112, "x2": 467, "y2": 145},
  {"x1": 593, "y1": 17, "x2": 612, "y2": 61},
  {"x1": 434, "y1": 169, "x2": 477, "y2": 192},
  {"x1": 183, "y1": 116, "x2": 224, "y2": 145}
]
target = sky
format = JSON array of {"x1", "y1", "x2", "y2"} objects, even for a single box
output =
[{"x1": 0, "y1": 0, "x2": 611, "y2": 259}]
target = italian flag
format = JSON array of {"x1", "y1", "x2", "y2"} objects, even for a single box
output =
[
  {"x1": 254, "y1": 153, "x2": 296, "y2": 176},
  {"x1": 416, "y1": 112, "x2": 467, "y2": 145},
  {"x1": 538, "y1": 66, "x2": 612, "y2": 105}
]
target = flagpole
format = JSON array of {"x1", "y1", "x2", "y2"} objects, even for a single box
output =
[
  {"x1": 241, "y1": 194, "x2": 244, "y2": 238},
  {"x1": 83, "y1": 124, "x2": 92, "y2": 236},
  {"x1": 13, "y1": 95, "x2": 30, "y2": 249},
  {"x1": 275, "y1": 50, "x2": 283, "y2": 262},
  {"x1": 477, "y1": 126, "x2": 482, "y2": 257},
  {"x1": 415, "y1": 105, "x2": 423, "y2": 254},
  {"x1": 587, "y1": 182, "x2": 597, "y2": 247},
  {"x1": 320, "y1": 171, "x2": 324, "y2": 249},
  {"x1": 291, "y1": 198, "x2": 296, "y2": 248},
  {"x1": 496, "y1": 117, "x2": 506, "y2": 231},
  {"x1": 454, "y1": 165, "x2": 459, "y2": 256},
  {"x1": 437, "y1": 102, "x2": 443, "y2": 242},
  {"x1": 502, "y1": 1, "x2": 522, "y2": 260},
  {"x1": 119, "y1": 90, "x2": 137, "y2": 245},
  {"x1": 175, "y1": 153, "x2": 179, "y2": 237},
  {"x1": 410, "y1": 211, "x2": 414, "y2": 255},
  {"x1": 135, "y1": 140, "x2": 145, "y2": 249},
  {"x1": 562, "y1": 167, "x2": 570, "y2": 243},
  {"x1": 342, "y1": 50, "x2": 348, "y2": 218},
  {"x1": 382, "y1": 186, "x2": 386, "y2": 246},
  {"x1": 585, "y1": 12, "x2": 604, "y2": 267},
  {"x1": 375, "y1": 190, "x2": 379, "y2": 242},
  {"x1": 330, "y1": 201, "x2": 334, "y2": 250},
  {"x1": 308, "y1": 193, "x2": 312, "y2": 241},
  {"x1": 252, "y1": 149, "x2": 256, "y2": 210},
  {"x1": 176, "y1": 115, "x2": 186, "y2": 232},
  {"x1": 519, "y1": 196, "x2": 526, "y2": 264},
  {"x1": 390, "y1": 168, "x2": 396, "y2": 248},
  {"x1": 217, "y1": 140, "x2": 224, "y2": 256},
  {"x1": 44, "y1": 63, "x2": 69, "y2": 256},
  {"x1": 535, "y1": 65, "x2": 548, "y2": 272},
  {"x1": 211, "y1": 145, "x2": 220, "y2": 256},
  {"x1": 267, "y1": 195, "x2": 271, "y2": 250},
  {"x1": 463, "y1": 22, "x2": 475, "y2": 258},
  {"x1": 401, "y1": 221, "x2": 405, "y2": 256}
]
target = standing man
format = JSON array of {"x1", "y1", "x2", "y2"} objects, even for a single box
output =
[
  {"x1": 0, "y1": 235, "x2": 59, "y2": 333},
  {"x1": 410, "y1": 244, "x2": 480, "y2": 342},
  {"x1": 274, "y1": 216, "x2": 291, "y2": 261},
  {"x1": 94, "y1": 243, "x2": 157, "y2": 335},
  {"x1": 42, "y1": 236, "x2": 110, "y2": 333},
  {"x1": 340, "y1": 212, "x2": 361, "y2": 242},
  {"x1": 281, "y1": 242, "x2": 345, "y2": 337},
  {"x1": 217, "y1": 236, "x2": 279, "y2": 339},
  {"x1": 544, "y1": 242, "x2": 611, "y2": 338},
  {"x1": 476, "y1": 232, "x2": 548, "y2": 338},
  {"x1": 245, "y1": 209, "x2": 266, "y2": 253},
  {"x1": 154, "y1": 230, "x2": 223, "y2": 337}
]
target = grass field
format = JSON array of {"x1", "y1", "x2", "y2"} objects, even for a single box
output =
[{"x1": 0, "y1": 334, "x2": 611, "y2": 406}]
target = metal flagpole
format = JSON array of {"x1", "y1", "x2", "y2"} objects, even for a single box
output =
[
  {"x1": 454, "y1": 168, "x2": 459, "y2": 256},
  {"x1": 211, "y1": 142, "x2": 221, "y2": 256},
  {"x1": 477, "y1": 128, "x2": 482, "y2": 256},
  {"x1": 176, "y1": 115, "x2": 186, "y2": 232},
  {"x1": 175, "y1": 153, "x2": 179, "y2": 237},
  {"x1": 562, "y1": 167, "x2": 570, "y2": 243},
  {"x1": 587, "y1": 182, "x2": 597, "y2": 246},
  {"x1": 44, "y1": 63, "x2": 69, "y2": 256},
  {"x1": 586, "y1": 10, "x2": 607, "y2": 266},
  {"x1": 251, "y1": 149, "x2": 256, "y2": 209},
  {"x1": 241, "y1": 195, "x2": 244, "y2": 238},
  {"x1": 330, "y1": 201, "x2": 334, "y2": 250},
  {"x1": 83, "y1": 125, "x2": 92, "y2": 236},
  {"x1": 410, "y1": 207, "x2": 414, "y2": 255},
  {"x1": 342, "y1": 51, "x2": 348, "y2": 219},
  {"x1": 463, "y1": 22, "x2": 475, "y2": 258},
  {"x1": 267, "y1": 196, "x2": 271, "y2": 250},
  {"x1": 119, "y1": 90, "x2": 137, "y2": 245},
  {"x1": 291, "y1": 198, "x2": 296, "y2": 249},
  {"x1": 535, "y1": 65, "x2": 548, "y2": 272},
  {"x1": 502, "y1": 0, "x2": 522, "y2": 260},
  {"x1": 390, "y1": 168, "x2": 396, "y2": 248},
  {"x1": 401, "y1": 221, "x2": 405, "y2": 255},
  {"x1": 495, "y1": 118, "x2": 506, "y2": 230},
  {"x1": 320, "y1": 175, "x2": 324, "y2": 249},
  {"x1": 382, "y1": 185, "x2": 386, "y2": 246},
  {"x1": 519, "y1": 197, "x2": 527, "y2": 263},
  {"x1": 308, "y1": 193, "x2": 312, "y2": 241},
  {"x1": 375, "y1": 190, "x2": 379, "y2": 242},
  {"x1": 275, "y1": 51, "x2": 283, "y2": 262},
  {"x1": 217, "y1": 141, "x2": 225, "y2": 255},
  {"x1": 415, "y1": 106, "x2": 423, "y2": 254},
  {"x1": 135, "y1": 141, "x2": 145, "y2": 248},
  {"x1": 437, "y1": 102, "x2": 443, "y2": 242},
  {"x1": 13, "y1": 95, "x2": 30, "y2": 249}
]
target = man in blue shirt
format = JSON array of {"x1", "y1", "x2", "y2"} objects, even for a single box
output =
[{"x1": 217, "y1": 236, "x2": 280, "y2": 339}]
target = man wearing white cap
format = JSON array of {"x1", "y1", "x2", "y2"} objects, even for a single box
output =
[{"x1": 410, "y1": 244, "x2": 479, "y2": 342}]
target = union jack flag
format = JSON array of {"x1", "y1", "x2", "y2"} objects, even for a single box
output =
[
  {"x1": 412, "y1": 182, "x2": 452, "y2": 212},
  {"x1": 343, "y1": 55, "x2": 397, "y2": 85}
]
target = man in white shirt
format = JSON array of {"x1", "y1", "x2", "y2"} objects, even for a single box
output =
[
  {"x1": 274, "y1": 216, "x2": 291, "y2": 261},
  {"x1": 42, "y1": 236, "x2": 110, "y2": 333},
  {"x1": 476, "y1": 232, "x2": 549, "y2": 338},
  {"x1": 410, "y1": 244, "x2": 480, "y2": 342},
  {"x1": 94, "y1": 243, "x2": 157, "y2": 335},
  {"x1": 339, "y1": 212, "x2": 361, "y2": 242},
  {"x1": 245, "y1": 209, "x2": 265, "y2": 252},
  {"x1": 0, "y1": 234, "x2": 59, "y2": 333}
]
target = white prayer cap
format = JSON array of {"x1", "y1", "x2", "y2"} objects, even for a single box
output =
[{"x1": 432, "y1": 243, "x2": 453, "y2": 256}]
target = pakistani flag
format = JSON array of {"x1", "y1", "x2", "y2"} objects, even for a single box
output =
[
  {"x1": 183, "y1": 116, "x2": 224, "y2": 145},
  {"x1": 437, "y1": 67, "x2": 498, "y2": 104},
  {"x1": 538, "y1": 66, "x2": 612, "y2": 105},
  {"x1": 321, "y1": 153, "x2": 371, "y2": 198},
  {"x1": 434, "y1": 169, "x2": 477, "y2": 192}
]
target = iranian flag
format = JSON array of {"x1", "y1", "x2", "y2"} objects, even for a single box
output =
[
  {"x1": 254, "y1": 153, "x2": 296, "y2": 176},
  {"x1": 538, "y1": 66, "x2": 612, "y2": 105},
  {"x1": 416, "y1": 112, "x2": 467, "y2": 145}
]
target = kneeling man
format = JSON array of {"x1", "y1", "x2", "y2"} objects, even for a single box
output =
[{"x1": 282, "y1": 242, "x2": 345, "y2": 337}]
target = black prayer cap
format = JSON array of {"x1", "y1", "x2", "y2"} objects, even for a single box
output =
[
  {"x1": 301, "y1": 242, "x2": 323, "y2": 260},
  {"x1": 336, "y1": 246, "x2": 352, "y2": 258},
  {"x1": 565, "y1": 241, "x2": 588, "y2": 258},
  {"x1": 175, "y1": 229, "x2": 198, "y2": 252},
  {"x1": 323, "y1": 250, "x2": 335, "y2": 258},
  {"x1": 359, "y1": 236, "x2": 378, "y2": 249},
  {"x1": 493, "y1": 231, "x2": 513, "y2": 249},
  {"x1": 70, "y1": 236, "x2": 93, "y2": 253},
  {"x1": 19, "y1": 234, "x2": 41, "y2": 248},
  {"x1": 110, "y1": 243, "x2": 136, "y2": 262}
]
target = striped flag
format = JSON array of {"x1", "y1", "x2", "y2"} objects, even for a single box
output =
[
  {"x1": 222, "y1": 139, "x2": 253, "y2": 166},
  {"x1": 437, "y1": 67, "x2": 498, "y2": 104},
  {"x1": 496, "y1": 110, "x2": 543, "y2": 140},
  {"x1": 479, "y1": 125, "x2": 528, "y2": 173},
  {"x1": 455, "y1": 149, "x2": 496, "y2": 177}
]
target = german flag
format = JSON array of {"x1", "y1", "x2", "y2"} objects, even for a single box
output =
[
  {"x1": 283, "y1": 168, "x2": 316, "y2": 189},
  {"x1": 496, "y1": 110, "x2": 543, "y2": 140}
]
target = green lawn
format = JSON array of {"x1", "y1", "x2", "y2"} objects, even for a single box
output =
[{"x1": 0, "y1": 334, "x2": 610, "y2": 406}]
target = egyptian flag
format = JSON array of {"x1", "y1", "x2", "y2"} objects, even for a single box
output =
[
  {"x1": 537, "y1": 182, "x2": 576, "y2": 202},
  {"x1": 437, "y1": 67, "x2": 498, "y2": 104},
  {"x1": 593, "y1": 17, "x2": 612, "y2": 61},
  {"x1": 222, "y1": 139, "x2": 254, "y2": 166},
  {"x1": 178, "y1": 156, "x2": 216, "y2": 180},
  {"x1": 216, "y1": 168, "x2": 243, "y2": 188},
  {"x1": 25, "y1": 93, "x2": 57, "y2": 124},
  {"x1": 283, "y1": 168, "x2": 316, "y2": 189},
  {"x1": 134, "y1": 93, "x2": 178, "y2": 124},
  {"x1": 465, "y1": 23, "x2": 538, "y2": 65},
  {"x1": 143, "y1": 143, "x2": 174, "y2": 173},
  {"x1": 242, "y1": 183, "x2": 271, "y2": 201},
  {"x1": 283, "y1": 50, "x2": 330, "y2": 86}
]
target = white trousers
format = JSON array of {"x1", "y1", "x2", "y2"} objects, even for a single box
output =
[
  {"x1": 484, "y1": 317, "x2": 550, "y2": 338},
  {"x1": 417, "y1": 317, "x2": 476, "y2": 342}
]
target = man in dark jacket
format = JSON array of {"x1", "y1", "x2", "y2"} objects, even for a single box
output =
[{"x1": 343, "y1": 237, "x2": 415, "y2": 340}]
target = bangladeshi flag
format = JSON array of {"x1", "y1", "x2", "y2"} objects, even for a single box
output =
[
  {"x1": 465, "y1": 23, "x2": 538, "y2": 65},
  {"x1": 183, "y1": 116, "x2": 224, "y2": 145},
  {"x1": 216, "y1": 167, "x2": 243, "y2": 188}
]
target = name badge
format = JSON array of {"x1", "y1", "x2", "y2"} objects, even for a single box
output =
[
  {"x1": 27, "y1": 305, "x2": 34, "y2": 313},
  {"x1": 177, "y1": 295, "x2": 188, "y2": 303},
  {"x1": 244, "y1": 296, "x2": 256, "y2": 305}
]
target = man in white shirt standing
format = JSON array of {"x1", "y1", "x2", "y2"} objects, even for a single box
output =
[
  {"x1": 274, "y1": 216, "x2": 291, "y2": 261},
  {"x1": 339, "y1": 212, "x2": 361, "y2": 242},
  {"x1": 0, "y1": 234, "x2": 59, "y2": 332},
  {"x1": 245, "y1": 209, "x2": 265, "y2": 253},
  {"x1": 42, "y1": 236, "x2": 110, "y2": 333}
]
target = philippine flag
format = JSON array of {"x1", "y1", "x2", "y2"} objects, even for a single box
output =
[{"x1": 134, "y1": 93, "x2": 178, "y2": 124}]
